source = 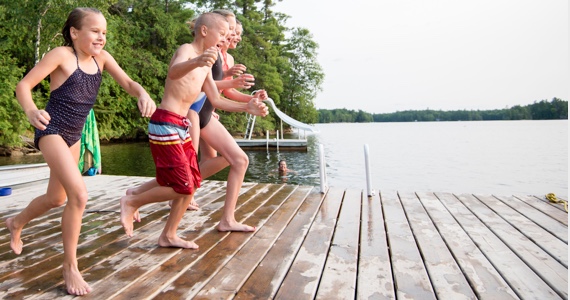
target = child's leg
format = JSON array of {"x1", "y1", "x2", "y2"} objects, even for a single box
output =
[
  {"x1": 39, "y1": 136, "x2": 91, "y2": 296},
  {"x1": 127, "y1": 179, "x2": 159, "y2": 196},
  {"x1": 6, "y1": 172, "x2": 67, "y2": 255},
  {"x1": 120, "y1": 185, "x2": 181, "y2": 237},
  {"x1": 158, "y1": 193, "x2": 198, "y2": 249},
  {"x1": 198, "y1": 154, "x2": 229, "y2": 179},
  {"x1": 201, "y1": 119, "x2": 255, "y2": 232},
  {"x1": 169, "y1": 110, "x2": 201, "y2": 211}
]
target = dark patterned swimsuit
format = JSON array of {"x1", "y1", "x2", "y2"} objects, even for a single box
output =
[
  {"x1": 197, "y1": 54, "x2": 224, "y2": 129},
  {"x1": 34, "y1": 51, "x2": 102, "y2": 150}
]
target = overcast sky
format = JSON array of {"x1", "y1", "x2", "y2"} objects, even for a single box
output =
[{"x1": 273, "y1": 0, "x2": 568, "y2": 113}]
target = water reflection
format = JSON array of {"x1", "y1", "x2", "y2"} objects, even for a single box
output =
[
  {"x1": 2, "y1": 121, "x2": 566, "y2": 198},
  {"x1": 97, "y1": 132, "x2": 322, "y2": 187}
]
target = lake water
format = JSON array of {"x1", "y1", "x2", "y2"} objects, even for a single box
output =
[{"x1": 1, "y1": 120, "x2": 567, "y2": 199}]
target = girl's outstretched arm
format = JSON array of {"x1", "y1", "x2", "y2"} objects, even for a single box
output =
[{"x1": 100, "y1": 50, "x2": 156, "y2": 117}]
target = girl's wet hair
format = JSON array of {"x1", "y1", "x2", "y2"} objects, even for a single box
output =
[
  {"x1": 187, "y1": 17, "x2": 197, "y2": 37},
  {"x1": 62, "y1": 7, "x2": 103, "y2": 46}
]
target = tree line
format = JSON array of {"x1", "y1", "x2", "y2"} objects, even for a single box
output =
[
  {"x1": 0, "y1": 0, "x2": 324, "y2": 147},
  {"x1": 318, "y1": 98, "x2": 568, "y2": 123}
]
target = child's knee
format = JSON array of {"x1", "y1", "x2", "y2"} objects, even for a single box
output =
[
  {"x1": 46, "y1": 195, "x2": 67, "y2": 208},
  {"x1": 231, "y1": 152, "x2": 249, "y2": 170},
  {"x1": 66, "y1": 191, "x2": 89, "y2": 209}
]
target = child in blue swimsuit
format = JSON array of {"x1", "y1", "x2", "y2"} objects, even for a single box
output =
[{"x1": 6, "y1": 7, "x2": 155, "y2": 296}]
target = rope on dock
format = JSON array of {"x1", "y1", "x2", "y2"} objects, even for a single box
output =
[{"x1": 545, "y1": 193, "x2": 568, "y2": 213}]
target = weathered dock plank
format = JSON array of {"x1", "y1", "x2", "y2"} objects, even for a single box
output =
[
  {"x1": 149, "y1": 184, "x2": 297, "y2": 299},
  {"x1": 496, "y1": 195, "x2": 568, "y2": 240},
  {"x1": 274, "y1": 187, "x2": 345, "y2": 299},
  {"x1": 479, "y1": 195, "x2": 567, "y2": 267},
  {"x1": 191, "y1": 186, "x2": 314, "y2": 299},
  {"x1": 357, "y1": 191, "x2": 394, "y2": 300},
  {"x1": 457, "y1": 194, "x2": 567, "y2": 299},
  {"x1": 315, "y1": 188, "x2": 361, "y2": 300},
  {"x1": 382, "y1": 191, "x2": 436, "y2": 299},
  {"x1": 436, "y1": 192, "x2": 561, "y2": 299},
  {"x1": 418, "y1": 192, "x2": 519, "y2": 299},
  {"x1": 233, "y1": 186, "x2": 323, "y2": 299},
  {"x1": 0, "y1": 172, "x2": 566, "y2": 300},
  {"x1": 76, "y1": 183, "x2": 271, "y2": 300},
  {"x1": 399, "y1": 191, "x2": 477, "y2": 299}
]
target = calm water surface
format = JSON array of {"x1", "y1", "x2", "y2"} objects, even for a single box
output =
[{"x1": 2, "y1": 120, "x2": 567, "y2": 198}]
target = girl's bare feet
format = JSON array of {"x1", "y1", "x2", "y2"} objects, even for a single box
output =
[
  {"x1": 6, "y1": 217, "x2": 23, "y2": 255},
  {"x1": 217, "y1": 221, "x2": 256, "y2": 232},
  {"x1": 158, "y1": 235, "x2": 199, "y2": 249},
  {"x1": 63, "y1": 263, "x2": 92, "y2": 296}
]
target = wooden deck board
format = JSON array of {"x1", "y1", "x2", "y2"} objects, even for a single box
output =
[
  {"x1": 0, "y1": 174, "x2": 566, "y2": 299},
  {"x1": 498, "y1": 195, "x2": 569, "y2": 237},
  {"x1": 437, "y1": 192, "x2": 562, "y2": 299},
  {"x1": 358, "y1": 191, "x2": 394, "y2": 300},
  {"x1": 456, "y1": 194, "x2": 568, "y2": 299},
  {"x1": 315, "y1": 188, "x2": 361, "y2": 299},
  {"x1": 75, "y1": 183, "x2": 273, "y2": 300},
  {"x1": 479, "y1": 195, "x2": 567, "y2": 267},
  {"x1": 417, "y1": 192, "x2": 519, "y2": 299},
  {"x1": 382, "y1": 191, "x2": 436, "y2": 299},
  {"x1": 149, "y1": 184, "x2": 297, "y2": 299},
  {"x1": 399, "y1": 191, "x2": 477, "y2": 300},
  {"x1": 191, "y1": 186, "x2": 314, "y2": 299},
  {"x1": 274, "y1": 187, "x2": 345, "y2": 300},
  {"x1": 234, "y1": 186, "x2": 322, "y2": 299}
]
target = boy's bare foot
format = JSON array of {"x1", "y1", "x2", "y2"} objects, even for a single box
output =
[
  {"x1": 126, "y1": 189, "x2": 141, "y2": 222},
  {"x1": 217, "y1": 222, "x2": 256, "y2": 232},
  {"x1": 168, "y1": 199, "x2": 199, "y2": 211},
  {"x1": 158, "y1": 235, "x2": 199, "y2": 249},
  {"x1": 6, "y1": 217, "x2": 23, "y2": 255},
  {"x1": 62, "y1": 263, "x2": 92, "y2": 296},
  {"x1": 120, "y1": 196, "x2": 136, "y2": 237}
]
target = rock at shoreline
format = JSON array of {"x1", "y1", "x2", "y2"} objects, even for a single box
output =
[{"x1": 0, "y1": 135, "x2": 41, "y2": 157}]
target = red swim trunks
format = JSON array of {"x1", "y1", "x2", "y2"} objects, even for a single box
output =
[{"x1": 148, "y1": 108, "x2": 201, "y2": 194}]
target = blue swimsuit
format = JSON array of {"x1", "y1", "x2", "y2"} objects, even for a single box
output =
[{"x1": 34, "y1": 51, "x2": 102, "y2": 149}]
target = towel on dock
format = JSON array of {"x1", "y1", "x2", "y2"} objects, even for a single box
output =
[{"x1": 78, "y1": 109, "x2": 101, "y2": 175}]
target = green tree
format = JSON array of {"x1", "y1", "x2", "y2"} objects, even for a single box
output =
[
  {"x1": 278, "y1": 28, "x2": 323, "y2": 125},
  {"x1": 0, "y1": 54, "x2": 26, "y2": 146}
]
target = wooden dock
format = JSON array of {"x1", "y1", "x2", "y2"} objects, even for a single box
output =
[
  {"x1": 234, "y1": 139, "x2": 307, "y2": 151},
  {"x1": 0, "y1": 175, "x2": 567, "y2": 299}
]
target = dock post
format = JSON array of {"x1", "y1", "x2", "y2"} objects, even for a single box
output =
[
  {"x1": 364, "y1": 144, "x2": 375, "y2": 197},
  {"x1": 319, "y1": 144, "x2": 328, "y2": 193}
]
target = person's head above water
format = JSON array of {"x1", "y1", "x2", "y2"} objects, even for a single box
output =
[{"x1": 278, "y1": 160, "x2": 287, "y2": 172}]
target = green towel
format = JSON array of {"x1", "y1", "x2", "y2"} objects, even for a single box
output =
[{"x1": 78, "y1": 109, "x2": 102, "y2": 175}]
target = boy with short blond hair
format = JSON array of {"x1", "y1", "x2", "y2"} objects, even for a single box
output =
[{"x1": 120, "y1": 12, "x2": 267, "y2": 248}]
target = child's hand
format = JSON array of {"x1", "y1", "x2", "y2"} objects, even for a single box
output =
[
  {"x1": 253, "y1": 90, "x2": 268, "y2": 101},
  {"x1": 137, "y1": 95, "x2": 156, "y2": 118},
  {"x1": 26, "y1": 109, "x2": 51, "y2": 130},
  {"x1": 199, "y1": 47, "x2": 218, "y2": 68},
  {"x1": 246, "y1": 98, "x2": 268, "y2": 117},
  {"x1": 233, "y1": 74, "x2": 255, "y2": 89},
  {"x1": 226, "y1": 64, "x2": 246, "y2": 77}
]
